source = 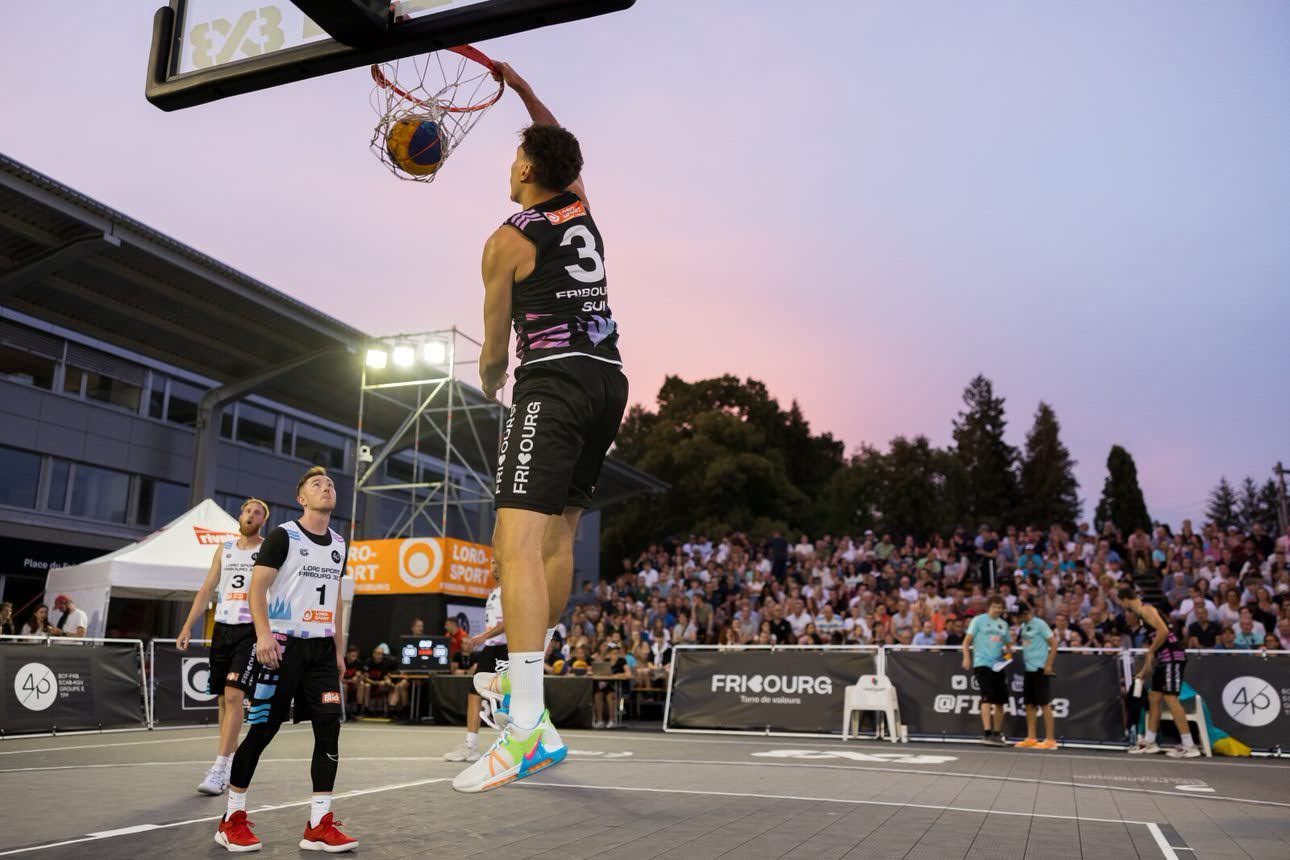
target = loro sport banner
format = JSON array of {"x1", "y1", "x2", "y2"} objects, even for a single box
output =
[{"x1": 346, "y1": 538, "x2": 494, "y2": 598}]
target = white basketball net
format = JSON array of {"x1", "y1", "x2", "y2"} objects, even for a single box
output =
[{"x1": 369, "y1": 47, "x2": 503, "y2": 183}]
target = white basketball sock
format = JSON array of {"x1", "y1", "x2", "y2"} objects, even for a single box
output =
[
  {"x1": 225, "y1": 789, "x2": 246, "y2": 821},
  {"x1": 508, "y1": 650, "x2": 545, "y2": 729},
  {"x1": 309, "y1": 794, "x2": 331, "y2": 828}
]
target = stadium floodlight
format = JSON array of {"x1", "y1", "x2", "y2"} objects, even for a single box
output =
[
  {"x1": 422, "y1": 338, "x2": 448, "y2": 365},
  {"x1": 365, "y1": 348, "x2": 388, "y2": 369},
  {"x1": 393, "y1": 345, "x2": 416, "y2": 367}
]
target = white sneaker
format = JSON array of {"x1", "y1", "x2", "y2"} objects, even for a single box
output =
[
  {"x1": 451, "y1": 709, "x2": 567, "y2": 793},
  {"x1": 1166, "y1": 745, "x2": 1202, "y2": 759},
  {"x1": 592, "y1": 718, "x2": 604, "y2": 729},
  {"x1": 1127, "y1": 741, "x2": 1162, "y2": 755},
  {"x1": 197, "y1": 764, "x2": 228, "y2": 795},
  {"x1": 443, "y1": 744, "x2": 481, "y2": 762},
  {"x1": 605, "y1": 718, "x2": 617, "y2": 729}
]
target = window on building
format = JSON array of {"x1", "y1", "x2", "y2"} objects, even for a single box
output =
[
  {"x1": 63, "y1": 366, "x2": 142, "y2": 412},
  {"x1": 167, "y1": 380, "x2": 202, "y2": 426},
  {"x1": 294, "y1": 421, "x2": 347, "y2": 470},
  {"x1": 0, "y1": 344, "x2": 56, "y2": 390},
  {"x1": 0, "y1": 446, "x2": 41, "y2": 508},
  {"x1": 147, "y1": 378, "x2": 166, "y2": 419},
  {"x1": 46, "y1": 459, "x2": 70, "y2": 512},
  {"x1": 137, "y1": 478, "x2": 189, "y2": 526},
  {"x1": 386, "y1": 455, "x2": 415, "y2": 483},
  {"x1": 235, "y1": 403, "x2": 278, "y2": 451},
  {"x1": 68, "y1": 463, "x2": 130, "y2": 523}
]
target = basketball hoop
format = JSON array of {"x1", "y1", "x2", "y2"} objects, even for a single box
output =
[{"x1": 369, "y1": 44, "x2": 504, "y2": 182}]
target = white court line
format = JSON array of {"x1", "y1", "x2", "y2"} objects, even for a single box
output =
[
  {"x1": 1146, "y1": 823, "x2": 1181, "y2": 859},
  {"x1": 341, "y1": 724, "x2": 1288, "y2": 770},
  {"x1": 591, "y1": 756, "x2": 1290, "y2": 810},
  {"x1": 0, "y1": 776, "x2": 448, "y2": 856},
  {"x1": 520, "y1": 779, "x2": 1156, "y2": 827},
  {"x1": 0, "y1": 756, "x2": 448, "y2": 774},
  {"x1": 0, "y1": 727, "x2": 311, "y2": 756}
]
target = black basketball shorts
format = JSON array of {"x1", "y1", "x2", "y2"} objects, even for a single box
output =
[
  {"x1": 1023, "y1": 670, "x2": 1052, "y2": 707},
  {"x1": 245, "y1": 633, "x2": 342, "y2": 726},
  {"x1": 494, "y1": 358, "x2": 628, "y2": 515},
  {"x1": 974, "y1": 666, "x2": 1009, "y2": 706},
  {"x1": 1151, "y1": 660, "x2": 1185, "y2": 695},
  {"x1": 470, "y1": 643, "x2": 509, "y2": 674},
  {"x1": 208, "y1": 622, "x2": 256, "y2": 694}
]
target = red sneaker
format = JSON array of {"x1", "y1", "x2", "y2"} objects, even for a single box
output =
[
  {"x1": 299, "y1": 812, "x2": 359, "y2": 853},
  {"x1": 214, "y1": 810, "x2": 261, "y2": 853}
]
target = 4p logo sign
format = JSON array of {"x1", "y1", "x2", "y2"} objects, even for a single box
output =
[
  {"x1": 13, "y1": 662, "x2": 58, "y2": 712},
  {"x1": 1221, "y1": 675, "x2": 1281, "y2": 728}
]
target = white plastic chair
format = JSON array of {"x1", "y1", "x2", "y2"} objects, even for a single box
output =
[
  {"x1": 842, "y1": 674, "x2": 901, "y2": 743},
  {"x1": 1158, "y1": 693, "x2": 1212, "y2": 757}
]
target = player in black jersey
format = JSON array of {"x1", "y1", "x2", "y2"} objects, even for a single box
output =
[{"x1": 453, "y1": 62, "x2": 628, "y2": 794}]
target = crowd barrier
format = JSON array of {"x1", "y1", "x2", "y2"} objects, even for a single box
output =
[
  {"x1": 665, "y1": 644, "x2": 1290, "y2": 753},
  {"x1": 150, "y1": 638, "x2": 219, "y2": 727},
  {"x1": 0, "y1": 635, "x2": 148, "y2": 735}
]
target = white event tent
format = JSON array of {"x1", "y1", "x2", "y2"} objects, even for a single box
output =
[{"x1": 43, "y1": 499, "x2": 242, "y2": 638}]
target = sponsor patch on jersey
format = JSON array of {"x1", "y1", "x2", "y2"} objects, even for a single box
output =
[
  {"x1": 227, "y1": 672, "x2": 239, "y2": 681},
  {"x1": 545, "y1": 200, "x2": 586, "y2": 225},
  {"x1": 226, "y1": 592, "x2": 248, "y2": 601},
  {"x1": 302, "y1": 609, "x2": 334, "y2": 624},
  {"x1": 299, "y1": 548, "x2": 309, "y2": 557},
  {"x1": 321, "y1": 692, "x2": 341, "y2": 704},
  {"x1": 331, "y1": 550, "x2": 342, "y2": 563}
]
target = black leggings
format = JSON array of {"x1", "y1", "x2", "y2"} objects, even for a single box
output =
[{"x1": 229, "y1": 716, "x2": 340, "y2": 793}]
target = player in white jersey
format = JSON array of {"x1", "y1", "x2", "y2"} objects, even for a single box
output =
[
  {"x1": 444, "y1": 571, "x2": 507, "y2": 763},
  {"x1": 215, "y1": 467, "x2": 357, "y2": 853},
  {"x1": 178, "y1": 498, "x2": 267, "y2": 796}
]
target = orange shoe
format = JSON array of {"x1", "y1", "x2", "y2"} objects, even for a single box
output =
[
  {"x1": 1013, "y1": 737, "x2": 1038, "y2": 748},
  {"x1": 1035, "y1": 739, "x2": 1059, "y2": 750},
  {"x1": 214, "y1": 810, "x2": 261, "y2": 853},
  {"x1": 300, "y1": 812, "x2": 358, "y2": 853}
]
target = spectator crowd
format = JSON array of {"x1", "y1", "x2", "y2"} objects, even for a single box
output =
[{"x1": 544, "y1": 519, "x2": 1290, "y2": 676}]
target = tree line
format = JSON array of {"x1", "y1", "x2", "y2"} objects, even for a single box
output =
[{"x1": 602, "y1": 373, "x2": 1278, "y2": 566}]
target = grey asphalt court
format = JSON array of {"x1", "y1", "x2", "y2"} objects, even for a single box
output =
[{"x1": 1, "y1": 723, "x2": 1287, "y2": 858}]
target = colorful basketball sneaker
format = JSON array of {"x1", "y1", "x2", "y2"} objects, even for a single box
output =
[
  {"x1": 474, "y1": 666, "x2": 511, "y2": 729},
  {"x1": 451, "y1": 709, "x2": 566, "y2": 793}
]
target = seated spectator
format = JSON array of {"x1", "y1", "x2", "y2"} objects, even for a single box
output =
[
  {"x1": 342, "y1": 644, "x2": 364, "y2": 716},
  {"x1": 361, "y1": 645, "x2": 398, "y2": 716},
  {"x1": 912, "y1": 621, "x2": 938, "y2": 647},
  {"x1": 0, "y1": 602, "x2": 14, "y2": 637},
  {"x1": 21, "y1": 604, "x2": 50, "y2": 639},
  {"x1": 1186, "y1": 606, "x2": 1221, "y2": 649},
  {"x1": 1233, "y1": 609, "x2": 1266, "y2": 649}
]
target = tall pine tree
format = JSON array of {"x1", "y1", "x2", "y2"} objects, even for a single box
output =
[
  {"x1": 1237, "y1": 477, "x2": 1262, "y2": 532},
  {"x1": 1094, "y1": 445, "x2": 1151, "y2": 533},
  {"x1": 1205, "y1": 477, "x2": 1238, "y2": 530},
  {"x1": 951, "y1": 375, "x2": 1020, "y2": 528},
  {"x1": 1018, "y1": 402, "x2": 1081, "y2": 529}
]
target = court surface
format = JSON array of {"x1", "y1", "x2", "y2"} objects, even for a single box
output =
[{"x1": 1, "y1": 724, "x2": 1288, "y2": 859}]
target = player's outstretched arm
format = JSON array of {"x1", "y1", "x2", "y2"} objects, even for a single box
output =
[{"x1": 493, "y1": 62, "x2": 589, "y2": 203}]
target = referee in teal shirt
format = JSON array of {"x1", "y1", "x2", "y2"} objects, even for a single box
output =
[{"x1": 962, "y1": 595, "x2": 1009, "y2": 745}]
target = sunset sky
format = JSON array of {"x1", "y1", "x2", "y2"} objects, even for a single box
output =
[{"x1": 2, "y1": 1, "x2": 1286, "y2": 525}]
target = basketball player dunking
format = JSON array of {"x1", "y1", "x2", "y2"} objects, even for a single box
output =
[
  {"x1": 453, "y1": 62, "x2": 628, "y2": 793},
  {"x1": 177, "y1": 498, "x2": 268, "y2": 796}
]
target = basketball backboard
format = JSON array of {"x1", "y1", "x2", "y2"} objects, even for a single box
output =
[{"x1": 146, "y1": 0, "x2": 635, "y2": 110}]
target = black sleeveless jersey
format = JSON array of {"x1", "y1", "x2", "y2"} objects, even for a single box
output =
[{"x1": 503, "y1": 191, "x2": 622, "y2": 368}]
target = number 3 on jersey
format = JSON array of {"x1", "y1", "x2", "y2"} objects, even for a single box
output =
[{"x1": 561, "y1": 225, "x2": 604, "y2": 284}]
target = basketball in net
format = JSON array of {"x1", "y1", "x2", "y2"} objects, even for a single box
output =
[{"x1": 370, "y1": 44, "x2": 504, "y2": 182}]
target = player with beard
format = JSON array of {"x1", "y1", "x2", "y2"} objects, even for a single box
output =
[
  {"x1": 215, "y1": 467, "x2": 357, "y2": 852},
  {"x1": 455, "y1": 61, "x2": 628, "y2": 793},
  {"x1": 179, "y1": 498, "x2": 268, "y2": 796}
]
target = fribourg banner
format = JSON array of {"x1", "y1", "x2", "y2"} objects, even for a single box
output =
[
  {"x1": 152, "y1": 640, "x2": 220, "y2": 725},
  {"x1": 346, "y1": 538, "x2": 494, "y2": 599},
  {"x1": 0, "y1": 642, "x2": 145, "y2": 733},
  {"x1": 666, "y1": 647, "x2": 877, "y2": 734},
  {"x1": 884, "y1": 648, "x2": 1125, "y2": 744},
  {"x1": 1178, "y1": 652, "x2": 1290, "y2": 752}
]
